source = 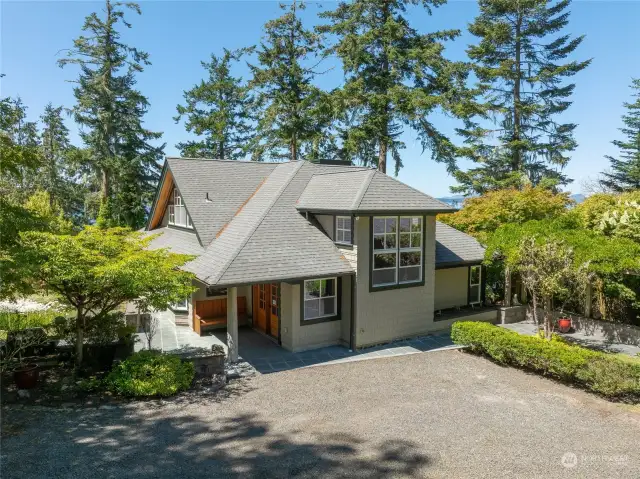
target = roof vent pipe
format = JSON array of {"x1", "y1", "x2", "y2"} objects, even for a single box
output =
[{"x1": 205, "y1": 192, "x2": 212, "y2": 203}]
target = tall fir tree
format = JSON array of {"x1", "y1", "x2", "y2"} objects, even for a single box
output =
[
  {"x1": 175, "y1": 48, "x2": 255, "y2": 160},
  {"x1": 453, "y1": 0, "x2": 590, "y2": 195},
  {"x1": 600, "y1": 79, "x2": 640, "y2": 192},
  {"x1": 59, "y1": 0, "x2": 163, "y2": 228},
  {"x1": 38, "y1": 104, "x2": 70, "y2": 205},
  {"x1": 320, "y1": 0, "x2": 469, "y2": 175},
  {"x1": 249, "y1": 0, "x2": 331, "y2": 162}
]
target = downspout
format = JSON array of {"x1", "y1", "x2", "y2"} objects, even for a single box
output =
[{"x1": 350, "y1": 273, "x2": 356, "y2": 351}]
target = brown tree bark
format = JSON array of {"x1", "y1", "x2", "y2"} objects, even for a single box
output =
[{"x1": 75, "y1": 307, "x2": 85, "y2": 367}]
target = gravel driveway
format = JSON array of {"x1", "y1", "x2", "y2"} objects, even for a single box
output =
[{"x1": 2, "y1": 350, "x2": 640, "y2": 478}]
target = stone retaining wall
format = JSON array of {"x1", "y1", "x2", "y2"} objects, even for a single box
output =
[
  {"x1": 498, "y1": 305, "x2": 527, "y2": 325},
  {"x1": 526, "y1": 309, "x2": 640, "y2": 347}
]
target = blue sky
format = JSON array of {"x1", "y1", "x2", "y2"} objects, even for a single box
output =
[{"x1": 2, "y1": 0, "x2": 639, "y2": 197}]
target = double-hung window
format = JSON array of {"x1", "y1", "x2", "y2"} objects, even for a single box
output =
[
  {"x1": 303, "y1": 278, "x2": 337, "y2": 320},
  {"x1": 372, "y1": 216, "x2": 423, "y2": 288},
  {"x1": 335, "y1": 216, "x2": 352, "y2": 245},
  {"x1": 168, "y1": 188, "x2": 193, "y2": 229}
]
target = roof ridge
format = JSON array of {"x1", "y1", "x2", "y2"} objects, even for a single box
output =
[
  {"x1": 208, "y1": 161, "x2": 304, "y2": 284},
  {"x1": 310, "y1": 167, "x2": 371, "y2": 177},
  {"x1": 352, "y1": 169, "x2": 377, "y2": 210},
  {"x1": 167, "y1": 157, "x2": 294, "y2": 165}
]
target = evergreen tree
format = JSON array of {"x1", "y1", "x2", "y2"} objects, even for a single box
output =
[
  {"x1": 601, "y1": 79, "x2": 640, "y2": 192},
  {"x1": 0, "y1": 97, "x2": 41, "y2": 198},
  {"x1": 59, "y1": 0, "x2": 163, "y2": 228},
  {"x1": 38, "y1": 104, "x2": 71, "y2": 205},
  {"x1": 320, "y1": 0, "x2": 469, "y2": 175},
  {"x1": 249, "y1": 0, "x2": 330, "y2": 162},
  {"x1": 175, "y1": 48, "x2": 255, "y2": 160},
  {"x1": 453, "y1": 0, "x2": 590, "y2": 195}
]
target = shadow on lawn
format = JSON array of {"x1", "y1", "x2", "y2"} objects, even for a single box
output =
[{"x1": 3, "y1": 402, "x2": 432, "y2": 478}]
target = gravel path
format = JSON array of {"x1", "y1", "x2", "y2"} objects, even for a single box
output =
[{"x1": 2, "y1": 350, "x2": 640, "y2": 478}]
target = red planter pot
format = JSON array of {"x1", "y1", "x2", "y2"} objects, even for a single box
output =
[
  {"x1": 13, "y1": 363, "x2": 39, "y2": 389},
  {"x1": 557, "y1": 317, "x2": 572, "y2": 334}
]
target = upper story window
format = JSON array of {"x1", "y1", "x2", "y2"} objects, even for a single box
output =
[
  {"x1": 335, "y1": 216, "x2": 352, "y2": 245},
  {"x1": 168, "y1": 188, "x2": 193, "y2": 229},
  {"x1": 372, "y1": 216, "x2": 423, "y2": 288}
]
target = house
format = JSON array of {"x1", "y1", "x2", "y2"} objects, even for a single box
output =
[{"x1": 144, "y1": 157, "x2": 495, "y2": 360}]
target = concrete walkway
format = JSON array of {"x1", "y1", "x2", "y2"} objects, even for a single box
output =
[
  {"x1": 501, "y1": 321, "x2": 640, "y2": 356},
  {"x1": 136, "y1": 313, "x2": 459, "y2": 374}
]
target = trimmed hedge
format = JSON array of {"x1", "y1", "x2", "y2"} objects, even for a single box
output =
[
  {"x1": 451, "y1": 321, "x2": 640, "y2": 400},
  {"x1": 105, "y1": 350, "x2": 195, "y2": 397}
]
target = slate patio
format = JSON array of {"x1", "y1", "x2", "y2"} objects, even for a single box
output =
[{"x1": 135, "y1": 312, "x2": 459, "y2": 374}]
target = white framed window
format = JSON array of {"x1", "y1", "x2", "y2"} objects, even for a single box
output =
[
  {"x1": 303, "y1": 277, "x2": 337, "y2": 320},
  {"x1": 336, "y1": 216, "x2": 352, "y2": 245},
  {"x1": 398, "y1": 216, "x2": 422, "y2": 284},
  {"x1": 372, "y1": 216, "x2": 422, "y2": 287},
  {"x1": 172, "y1": 297, "x2": 189, "y2": 311},
  {"x1": 168, "y1": 188, "x2": 193, "y2": 229},
  {"x1": 469, "y1": 265, "x2": 481, "y2": 305}
]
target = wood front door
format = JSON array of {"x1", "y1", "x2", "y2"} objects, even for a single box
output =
[{"x1": 252, "y1": 283, "x2": 279, "y2": 340}]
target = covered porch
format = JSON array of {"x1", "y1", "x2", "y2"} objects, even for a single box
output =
[{"x1": 141, "y1": 310, "x2": 458, "y2": 374}]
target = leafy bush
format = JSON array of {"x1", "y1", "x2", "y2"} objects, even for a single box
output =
[
  {"x1": 105, "y1": 351, "x2": 195, "y2": 397},
  {"x1": 0, "y1": 310, "x2": 58, "y2": 336},
  {"x1": 451, "y1": 321, "x2": 640, "y2": 400},
  {"x1": 53, "y1": 312, "x2": 136, "y2": 346}
]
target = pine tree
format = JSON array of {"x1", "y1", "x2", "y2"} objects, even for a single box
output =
[
  {"x1": 601, "y1": 79, "x2": 640, "y2": 192},
  {"x1": 249, "y1": 0, "x2": 330, "y2": 162},
  {"x1": 175, "y1": 48, "x2": 255, "y2": 160},
  {"x1": 59, "y1": 0, "x2": 163, "y2": 228},
  {"x1": 320, "y1": 0, "x2": 469, "y2": 175},
  {"x1": 453, "y1": 0, "x2": 591, "y2": 195}
]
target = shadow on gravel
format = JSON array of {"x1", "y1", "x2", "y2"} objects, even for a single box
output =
[{"x1": 3, "y1": 406, "x2": 432, "y2": 478}]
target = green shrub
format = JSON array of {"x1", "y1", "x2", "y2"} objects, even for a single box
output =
[
  {"x1": 53, "y1": 312, "x2": 136, "y2": 346},
  {"x1": 0, "y1": 310, "x2": 58, "y2": 338},
  {"x1": 105, "y1": 351, "x2": 195, "y2": 397},
  {"x1": 451, "y1": 321, "x2": 640, "y2": 400}
]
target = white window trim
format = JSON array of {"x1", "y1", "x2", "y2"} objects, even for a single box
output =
[
  {"x1": 372, "y1": 216, "x2": 423, "y2": 288},
  {"x1": 171, "y1": 297, "x2": 189, "y2": 311},
  {"x1": 469, "y1": 265, "x2": 482, "y2": 305},
  {"x1": 303, "y1": 277, "x2": 338, "y2": 321},
  {"x1": 398, "y1": 216, "x2": 423, "y2": 285},
  {"x1": 168, "y1": 188, "x2": 194, "y2": 229},
  {"x1": 372, "y1": 216, "x2": 399, "y2": 287},
  {"x1": 335, "y1": 216, "x2": 352, "y2": 245}
]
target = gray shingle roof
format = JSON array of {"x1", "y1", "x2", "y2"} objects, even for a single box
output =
[
  {"x1": 166, "y1": 158, "x2": 277, "y2": 246},
  {"x1": 143, "y1": 226, "x2": 204, "y2": 257},
  {"x1": 296, "y1": 169, "x2": 454, "y2": 214},
  {"x1": 435, "y1": 221, "x2": 485, "y2": 267},
  {"x1": 146, "y1": 158, "x2": 479, "y2": 285}
]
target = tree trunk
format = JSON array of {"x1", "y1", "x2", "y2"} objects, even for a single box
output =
[
  {"x1": 512, "y1": 12, "x2": 522, "y2": 174},
  {"x1": 378, "y1": 140, "x2": 387, "y2": 174},
  {"x1": 101, "y1": 168, "x2": 110, "y2": 203},
  {"x1": 543, "y1": 296, "x2": 553, "y2": 340},
  {"x1": 531, "y1": 290, "x2": 538, "y2": 326},
  {"x1": 75, "y1": 308, "x2": 85, "y2": 367},
  {"x1": 504, "y1": 267, "x2": 512, "y2": 307},
  {"x1": 290, "y1": 134, "x2": 298, "y2": 162}
]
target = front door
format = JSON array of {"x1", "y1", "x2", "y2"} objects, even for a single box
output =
[{"x1": 252, "y1": 283, "x2": 279, "y2": 340}]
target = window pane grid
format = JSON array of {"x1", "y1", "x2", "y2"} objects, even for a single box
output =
[
  {"x1": 304, "y1": 277, "x2": 337, "y2": 320},
  {"x1": 168, "y1": 189, "x2": 193, "y2": 229},
  {"x1": 336, "y1": 216, "x2": 352, "y2": 244},
  {"x1": 372, "y1": 216, "x2": 423, "y2": 287}
]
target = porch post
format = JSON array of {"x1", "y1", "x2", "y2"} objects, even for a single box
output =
[{"x1": 227, "y1": 286, "x2": 238, "y2": 362}]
